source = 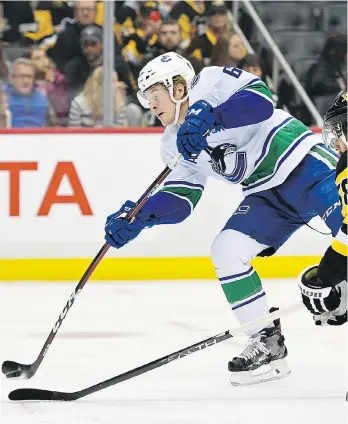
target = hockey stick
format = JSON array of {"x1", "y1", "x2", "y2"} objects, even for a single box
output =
[
  {"x1": 2, "y1": 154, "x2": 183, "y2": 380},
  {"x1": 8, "y1": 302, "x2": 302, "y2": 401}
]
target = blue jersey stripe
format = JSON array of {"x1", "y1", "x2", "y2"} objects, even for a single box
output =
[
  {"x1": 232, "y1": 291, "x2": 266, "y2": 310},
  {"x1": 219, "y1": 266, "x2": 254, "y2": 281}
]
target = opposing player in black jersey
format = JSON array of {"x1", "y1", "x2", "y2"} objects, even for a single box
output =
[{"x1": 299, "y1": 91, "x2": 347, "y2": 326}]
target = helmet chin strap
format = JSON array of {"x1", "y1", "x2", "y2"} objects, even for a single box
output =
[
  {"x1": 170, "y1": 93, "x2": 189, "y2": 126},
  {"x1": 173, "y1": 102, "x2": 181, "y2": 125}
]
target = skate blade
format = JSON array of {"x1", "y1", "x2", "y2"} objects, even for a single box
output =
[{"x1": 230, "y1": 358, "x2": 291, "y2": 386}]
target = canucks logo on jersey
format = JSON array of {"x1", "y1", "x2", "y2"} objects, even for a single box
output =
[{"x1": 206, "y1": 144, "x2": 247, "y2": 183}]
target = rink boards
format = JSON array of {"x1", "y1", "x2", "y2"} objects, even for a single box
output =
[{"x1": 0, "y1": 128, "x2": 329, "y2": 280}]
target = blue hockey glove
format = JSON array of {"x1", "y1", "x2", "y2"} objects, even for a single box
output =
[
  {"x1": 177, "y1": 100, "x2": 223, "y2": 160},
  {"x1": 105, "y1": 200, "x2": 157, "y2": 249}
]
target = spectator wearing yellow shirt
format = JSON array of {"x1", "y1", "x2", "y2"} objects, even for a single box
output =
[
  {"x1": 22, "y1": 1, "x2": 74, "y2": 50},
  {"x1": 122, "y1": 2, "x2": 162, "y2": 77},
  {"x1": 186, "y1": 1, "x2": 231, "y2": 66},
  {"x1": 169, "y1": 0, "x2": 206, "y2": 47}
]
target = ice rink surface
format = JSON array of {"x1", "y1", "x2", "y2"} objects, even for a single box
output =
[{"x1": 0, "y1": 279, "x2": 347, "y2": 424}]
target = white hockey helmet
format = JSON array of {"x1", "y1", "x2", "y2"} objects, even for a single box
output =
[{"x1": 137, "y1": 52, "x2": 195, "y2": 124}]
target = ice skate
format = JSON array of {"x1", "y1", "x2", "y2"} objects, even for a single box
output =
[{"x1": 228, "y1": 309, "x2": 291, "y2": 386}]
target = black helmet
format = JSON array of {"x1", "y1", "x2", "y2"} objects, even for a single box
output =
[{"x1": 323, "y1": 91, "x2": 348, "y2": 149}]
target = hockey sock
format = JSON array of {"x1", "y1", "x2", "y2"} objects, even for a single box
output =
[{"x1": 218, "y1": 266, "x2": 270, "y2": 336}]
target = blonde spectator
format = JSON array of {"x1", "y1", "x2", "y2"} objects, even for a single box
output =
[
  {"x1": 27, "y1": 47, "x2": 68, "y2": 124},
  {"x1": 69, "y1": 66, "x2": 127, "y2": 127},
  {"x1": 210, "y1": 32, "x2": 247, "y2": 67}
]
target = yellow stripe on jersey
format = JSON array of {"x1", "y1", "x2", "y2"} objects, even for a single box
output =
[
  {"x1": 335, "y1": 158, "x2": 347, "y2": 220},
  {"x1": 205, "y1": 28, "x2": 218, "y2": 46},
  {"x1": 186, "y1": 0, "x2": 206, "y2": 15},
  {"x1": 191, "y1": 48, "x2": 203, "y2": 61},
  {"x1": 24, "y1": 10, "x2": 54, "y2": 42},
  {"x1": 336, "y1": 167, "x2": 348, "y2": 186},
  {"x1": 122, "y1": 40, "x2": 144, "y2": 64},
  {"x1": 332, "y1": 239, "x2": 348, "y2": 256},
  {"x1": 177, "y1": 14, "x2": 191, "y2": 41},
  {"x1": 96, "y1": 2, "x2": 124, "y2": 47}
]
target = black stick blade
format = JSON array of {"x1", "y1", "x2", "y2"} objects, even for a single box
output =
[{"x1": 9, "y1": 389, "x2": 75, "y2": 402}]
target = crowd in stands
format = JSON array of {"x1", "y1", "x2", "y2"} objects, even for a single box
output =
[{"x1": 0, "y1": 0, "x2": 346, "y2": 129}]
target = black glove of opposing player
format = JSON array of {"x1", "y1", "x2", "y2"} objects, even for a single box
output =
[{"x1": 298, "y1": 265, "x2": 347, "y2": 326}]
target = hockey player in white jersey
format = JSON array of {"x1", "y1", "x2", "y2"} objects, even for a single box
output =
[{"x1": 104, "y1": 53, "x2": 343, "y2": 386}]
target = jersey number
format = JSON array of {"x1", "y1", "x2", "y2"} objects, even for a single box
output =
[{"x1": 223, "y1": 67, "x2": 242, "y2": 78}]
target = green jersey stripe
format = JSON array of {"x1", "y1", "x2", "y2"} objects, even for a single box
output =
[
  {"x1": 310, "y1": 145, "x2": 338, "y2": 168},
  {"x1": 243, "y1": 119, "x2": 311, "y2": 187},
  {"x1": 245, "y1": 82, "x2": 273, "y2": 101}
]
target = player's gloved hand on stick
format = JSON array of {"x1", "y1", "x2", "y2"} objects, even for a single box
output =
[
  {"x1": 177, "y1": 100, "x2": 224, "y2": 160},
  {"x1": 298, "y1": 265, "x2": 347, "y2": 326},
  {"x1": 105, "y1": 200, "x2": 157, "y2": 248}
]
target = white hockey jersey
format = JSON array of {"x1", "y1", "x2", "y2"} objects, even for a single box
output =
[{"x1": 159, "y1": 66, "x2": 320, "y2": 211}]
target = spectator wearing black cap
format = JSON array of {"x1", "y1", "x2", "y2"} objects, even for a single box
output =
[
  {"x1": 64, "y1": 24, "x2": 136, "y2": 102},
  {"x1": 48, "y1": 0, "x2": 98, "y2": 73},
  {"x1": 65, "y1": 24, "x2": 141, "y2": 126},
  {"x1": 186, "y1": 1, "x2": 232, "y2": 66}
]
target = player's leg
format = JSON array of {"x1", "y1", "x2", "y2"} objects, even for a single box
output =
[{"x1": 211, "y1": 193, "x2": 303, "y2": 385}]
